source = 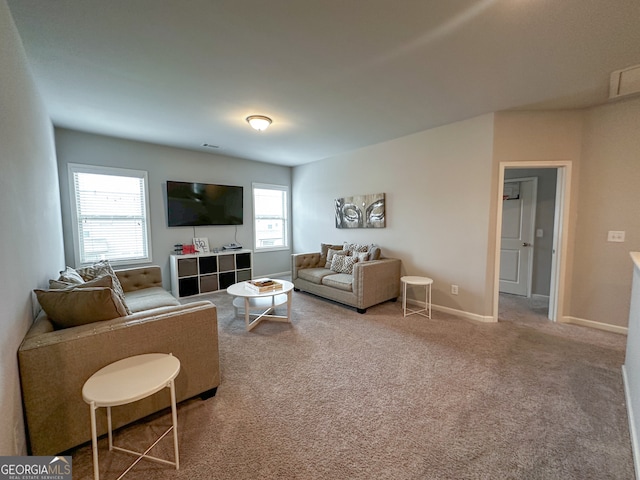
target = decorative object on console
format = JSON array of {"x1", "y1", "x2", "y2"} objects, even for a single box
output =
[
  {"x1": 182, "y1": 244, "x2": 196, "y2": 254},
  {"x1": 335, "y1": 192, "x2": 385, "y2": 229},
  {"x1": 193, "y1": 237, "x2": 210, "y2": 253}
]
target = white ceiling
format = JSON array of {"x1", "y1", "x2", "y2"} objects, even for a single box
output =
[{"x1": 7, "y1": 0, "x2": 640, "y2": 166}]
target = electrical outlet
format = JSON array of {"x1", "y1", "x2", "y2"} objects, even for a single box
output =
[
  {"x1": 451, "y1": 284, "x2": 459, "y2": 295},
  {"x1": 607, "y1": 230, "x2": 626, "y2": 242}
]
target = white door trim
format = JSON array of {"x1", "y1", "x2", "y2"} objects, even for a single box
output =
[
  {"x1": 500, "y1": 177, "x2": 538, "y2": 297},
  {"x1": 493, "y1": 161, "x2": 572, "y2": 323}
]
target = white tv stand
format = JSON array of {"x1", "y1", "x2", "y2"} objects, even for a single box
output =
[{"x1": 169, "y1": 249, "x2": 252, "y2": 298}]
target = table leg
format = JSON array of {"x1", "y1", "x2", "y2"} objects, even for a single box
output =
[
  {"x1": 287, "y1": 290, "x2": 292, "y2": 322},
  {"x1": 170, "y1": 379, "x2": 179, "y2": 470},
  {"x1": 90, "y1": 402, "x2": 100, "y2": 480},
  {"x1": 244, "y1": 297, "x2": 250, "y2": 330},
  {"x1": 427, "y1": 283, "x2": 432, "y2": 319},
  {"x1": 107, "y1": 406, "x2": 113, "y2": 450},
  {"x1": 402, "y1": 281, "x2": 407, "y2": 317}
]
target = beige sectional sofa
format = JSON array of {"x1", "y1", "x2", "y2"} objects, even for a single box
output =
[
  {"x1": 292, "y1": 243, "x2": 401, "y2": 313},
  {"x1": 19, "y1": 265, "x2": 220, "y2": 455}
]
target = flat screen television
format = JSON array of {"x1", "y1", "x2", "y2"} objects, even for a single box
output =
[{"x1": 166, "y1": 181, "x2": 243, "y2": 227}]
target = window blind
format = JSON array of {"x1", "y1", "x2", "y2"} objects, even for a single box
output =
[
  {"x1": 253, "y1": 184, "x2": 289, "y2": 250},
  {"x1": 71, "y1": 167, "x2": 151, "y2": 265}
]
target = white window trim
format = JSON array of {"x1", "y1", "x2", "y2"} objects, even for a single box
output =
[
  {"x1": 68, "y1": 163, "x2": 153, "y2": 267},
  {"x1": 252, "y1": 182, "x2": 289, "y2": 253}
]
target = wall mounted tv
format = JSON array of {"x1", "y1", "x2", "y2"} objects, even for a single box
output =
[{"x1": 166, "y1": 181, "x2": 243, "y2": 227}]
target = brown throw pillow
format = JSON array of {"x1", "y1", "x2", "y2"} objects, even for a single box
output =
[{"x1": 34, "y1": 275, "x2": 128, "y2": 329}]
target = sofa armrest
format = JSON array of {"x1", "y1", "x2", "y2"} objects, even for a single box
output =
[
  {"x1": 115, "y1": 265, "x2": 163, "y2": 292},
  {"x1": 19, "y1": 301, "x2": 219, "y2": 455},
  {"x1": 292, "y1": 252, "x2": 323, "y2": 280},
  {"x1": 352, "y1": 258, "x2": 401, "y2": 309}
]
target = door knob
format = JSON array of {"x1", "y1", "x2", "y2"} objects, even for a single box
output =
[{"x1": 522, "y1": 242, "x2": 532, "y2": 247}]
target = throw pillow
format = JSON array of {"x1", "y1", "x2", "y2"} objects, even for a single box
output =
[
  {"x1": 49, "y1": 279, "x2": 76, "y2": 289},
  {"x1": 77, "y1": 260, "x2": 131, "y2": 314},
  {"x1": 330, "y1": 253, "x2": 359, "y2": 274},
  {"x1": 343, "y1": 242, "x2": 369, "y2": 255},
  {"x1": 355, "y1": 251, "x2": 370, "y2": 262},
  {"x1": 58, "y1": 266, "x2": 85, "y2": 285},
  {"x1": 368, "y1": 245, "x2": 382, "y2": 260},
  {"x1": 34, "y1": 276, "x2": 128, "y2": 329},
  {"x1": 325, "y1": 248, "x2": 348, "y2": 269}
]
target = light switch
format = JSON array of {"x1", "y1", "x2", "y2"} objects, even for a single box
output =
[
  {"x1": 607, "y1": 231, "x2": 626, "y2": 242},
  {"x1": 536, "y1": 229, "x2": 543, "y2": 238}
]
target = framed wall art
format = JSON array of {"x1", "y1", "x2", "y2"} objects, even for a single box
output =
[{"x1": 335, "y1": 192, "x2": 385, "y2": 229}]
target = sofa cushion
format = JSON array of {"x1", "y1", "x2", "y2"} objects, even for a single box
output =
[
  {"x1": 321, "y1": 273, "x2": 353, "y2": 292},
  {"x1": 298, "y1": 268, "x2": 335, "y2": 285},
  {"x1": 77, "y1": 260, "x2": 131, "y2": 314},
  {"x1": 34, "y1": 276, "x2": 129, "y2": 329},
  {"x1": 330, "y1": 254, "x2": 359, "y2": 274},
  {"x1": 124, "y1": 287, "x2": 180, "y2": 312}
]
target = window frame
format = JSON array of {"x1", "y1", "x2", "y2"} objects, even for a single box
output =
[
  {"x1": 68, "y1": 163, "x2": 153, "y2": 267},
  {"x1": 252, "y1": 182, "x2": 289, "y2": 253}
]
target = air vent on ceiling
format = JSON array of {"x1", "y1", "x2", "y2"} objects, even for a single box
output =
[
  {"x1": 202, "y1": 143, "x2": 220, "y2": 149},
  {"x1": 609, "y1": 64, "x2": 640, "y2": 100}
]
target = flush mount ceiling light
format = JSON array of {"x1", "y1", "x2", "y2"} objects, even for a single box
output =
[{"x1": 246, "y1": 115, "x2": 272, "y2": 131}]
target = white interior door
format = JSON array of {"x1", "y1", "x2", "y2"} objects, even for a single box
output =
[{"x1": 499, "y1": 178, "x2": 536, "y2": 296}]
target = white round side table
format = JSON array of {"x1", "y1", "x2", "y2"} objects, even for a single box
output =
[
  {"x1": 401, "y1": 276, "x2": 433, "y2": 318},
  {"x1": 82, "y1": 353, "x2": 181, "y2": 480}
]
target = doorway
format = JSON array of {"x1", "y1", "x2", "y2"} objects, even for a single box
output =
[{"x1": 493, "y1": 162, "x2": 572, "y2": 323}]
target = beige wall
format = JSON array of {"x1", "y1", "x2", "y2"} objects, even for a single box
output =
[
  {"x1": 491, "y1": 111, "x2": 584, "y2": 321},
  {"x1": 0, "y1": 1, "x2": 65, "y2": 454},
  {"x1": 293, "y1": 114, "x2": 496, "y2": 318},
  {"x1": 570, "y1": 97, "x2": 640, "y2": 327},
  {"x1": 294, "y1": 105, "x2": 640, "y2": 330}
]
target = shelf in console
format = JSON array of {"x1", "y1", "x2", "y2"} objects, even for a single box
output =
[{"x1": 170, "y1": 249, "x2": 252, "y2": 298}]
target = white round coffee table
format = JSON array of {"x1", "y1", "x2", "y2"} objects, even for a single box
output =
[
  {"x1": 227, "y1": 279, "x2": 294, "y2": 331},
  {"x1": 82, "y1": 353, "x2": 181, "y2": 480},
  {"x1": 401, "y1": 276, "x2": 433, "y2": 318}
]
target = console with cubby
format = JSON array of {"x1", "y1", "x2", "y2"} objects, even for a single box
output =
[{"x1": 170, "y1": 249, "x2": 252, "y2": 298}]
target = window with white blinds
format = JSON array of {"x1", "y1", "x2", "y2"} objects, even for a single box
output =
[
  {"x1": 68, "y1": 164, "x2": 152, "y2": 266},
  {"x1": 252, "y1": 183, "x2": 289, "y2": 251}
]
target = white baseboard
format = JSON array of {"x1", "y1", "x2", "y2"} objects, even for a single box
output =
[
  {"x1": 622, "y1": 365, "x2": 640, "y2": 479},
  {"x1": 264, "y1": 271, "x2": 292, "y2": 279},
  {"x1": 561, "y1": 316, "x2": 628, "y2": 335},
  {"x1": 405, "y1": 299, "x2": 495, "y2": 323}
]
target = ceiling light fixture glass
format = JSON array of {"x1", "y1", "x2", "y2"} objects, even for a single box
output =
[{"x1": 246, "y1": 115, "x2": 272, "y2": 131}]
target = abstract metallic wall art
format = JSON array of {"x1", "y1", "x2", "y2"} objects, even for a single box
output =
[{"x1": 335, "y1": 193, "x2": 385, "y2": 229}]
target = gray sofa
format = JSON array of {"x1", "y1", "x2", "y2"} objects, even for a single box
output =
[
  {"x1": 19, "y1": 265, "x2": 220, "y2": 455},
  {"x1": 292, "y1": 244, "x2": 401, "y2": 313}
]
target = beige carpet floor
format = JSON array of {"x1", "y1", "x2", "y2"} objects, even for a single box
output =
[{"x1": 68, "y1": 291, "x2": 634, "y2": 479}]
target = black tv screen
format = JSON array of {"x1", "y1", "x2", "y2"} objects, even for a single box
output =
[{"x1": 166, "y1": 181, "x2": 243, "y2": 227}]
